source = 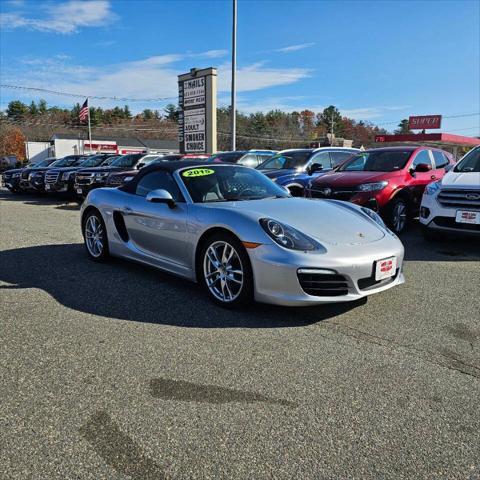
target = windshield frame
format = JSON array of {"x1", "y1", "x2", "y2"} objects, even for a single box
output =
[{"x1": 174, "y1": 164, "x2": 290, "y2": 204}]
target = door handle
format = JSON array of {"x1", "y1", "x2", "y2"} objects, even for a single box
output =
[{"x1": 122, "y1": 206, "x2": 133, "y2": 215}]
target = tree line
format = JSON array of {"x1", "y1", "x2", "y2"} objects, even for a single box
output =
[{"x1": 1, "y1": 98, "x2": 414, "y2": 153}]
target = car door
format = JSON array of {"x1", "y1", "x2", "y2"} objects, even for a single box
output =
[
  {"x1": 307, "y1": 151, "x2": 332, "y2": 177},
  {"x1": 122, "y1": 170, "x2": 189, "y2": 267},
  {"x1": 407, "y1": 149, "x2": 435, "y2": 208}
]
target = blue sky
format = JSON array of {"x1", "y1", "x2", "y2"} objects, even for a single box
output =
[{"x1": 1, "y1": 0, "x2": 479, "y2": 134}]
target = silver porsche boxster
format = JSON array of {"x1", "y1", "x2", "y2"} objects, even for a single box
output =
[{"x1": 80, "y1": 161, "x2": 405, "y2": 307}]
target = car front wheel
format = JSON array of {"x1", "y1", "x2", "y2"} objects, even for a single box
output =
[
  {"x1": 200, "y1": 233, "x2": 253, "y2": 308},
  {"x1": 387, "y1": 198, "x2": 409, "y2": 233},
  {"x1": 82, "y1": 210, "x2": 110, "y2": 262}
]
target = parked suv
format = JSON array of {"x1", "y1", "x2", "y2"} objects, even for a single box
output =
[
  {"x1": 2, "y1": 157, "x2": 56, "y2": 193},
  {"x1": 306, "y1": 146, "x2": 454, "y2": 233},
  {"x1": 74, "y1": 153, "x2": 146, "y2": 198},
  {"x1": 44, "y1": 154, "x2": 117, "y2": 195},
  {"x1": 209, "y1": 150, "x2": 276, "y2": 168},
  {"x1": 258, "y1": 147, "x2": 359, "y2": 196},
  {"x1": 420, "y1": 145, "x2": 480, "y2": 238}
]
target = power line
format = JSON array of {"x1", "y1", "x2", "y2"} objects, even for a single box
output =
[{"x1": 0, "y1": 84, "x2": 177, "y2": 103}]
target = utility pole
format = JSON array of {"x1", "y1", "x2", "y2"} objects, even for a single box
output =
[
  {"x1": 330, "y1": 111, "x2": 335, "y2": 145},
  {"x1": 87, "y1": 97, "x2": 93, "y2": 153},
  {"x1": 230, "y1": 0, "x2": 237, "y2": 151}
]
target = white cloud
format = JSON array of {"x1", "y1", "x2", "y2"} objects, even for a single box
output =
[
  {"x1": 274, "y1": 43, "x2": 315, "y2": 53},
  {"x1": 2, "y1": 54, "x2": 310, "y2": 111},
  {"x1": 0, "y1": 1, "x2": 116, "y2": 34},
  {"x1": 200, "y1": 49, "x2": 229, "y2": 58}
]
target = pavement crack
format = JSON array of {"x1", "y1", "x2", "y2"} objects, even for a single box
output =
[{"x1": 324, "y1": 322, "x2": 480, "y2": 380}]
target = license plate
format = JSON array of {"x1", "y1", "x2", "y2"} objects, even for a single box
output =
[
  {"x1": 375, "y1": 256, "x2": 397, "y2": 281},
  {"x1": 455, "y1": 210, "x2": 480, "y2": 225},
  {"x1": 76, "y1": 188, "x2": 83, "y2": 194},
  {"x1": 45, "y1": 184, "x2": 51, "y2": 190}
]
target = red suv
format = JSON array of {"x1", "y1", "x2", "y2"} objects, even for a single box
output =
[{"x1": 305, "y1": 146, "x2": 454, "y2": 233}]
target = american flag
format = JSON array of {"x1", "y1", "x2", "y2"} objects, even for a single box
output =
[{"x1": 79, "y1": 99, "x2": 89, "y2": 123}]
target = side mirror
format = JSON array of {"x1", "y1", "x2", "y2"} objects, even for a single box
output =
[
  {"x1": 146, "y1": 188, "x2": 176, "y2": 208},
  {"x1": 413, "y1": 163, "x2": 432, "y2": 173},
  {"x1": 307, "y1": 163, "x2": 323, "y2": 175}
]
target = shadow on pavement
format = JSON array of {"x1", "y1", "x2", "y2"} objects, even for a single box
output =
[
  {"x1": 0, "y1": 190, "x2": 81, "y2": 210},
  {"x1": 0, "y1": 243, "x2": 364, "y2": 328}
]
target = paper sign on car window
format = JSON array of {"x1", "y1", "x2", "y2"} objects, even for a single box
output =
[{"x1": 182, "y1": 168, "x2": 214, "y2": 178}]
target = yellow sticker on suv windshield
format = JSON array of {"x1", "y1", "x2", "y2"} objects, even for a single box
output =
[{"x1": 182, "y1": 168, "x2": 214, "y2": 178}]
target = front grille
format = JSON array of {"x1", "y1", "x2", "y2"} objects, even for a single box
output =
[
  {"x1": 45, "y1": 171, "x2": 60, "y2": 184},
  {"x1": 433, "y1": 216, "x2": 480, "y2": 232},
  {"x1": 437, "y1": 189, "x2": 480, "y2": 210},
  {"x1": 297, "y1": 271, "x2": 349, "y2": 296},
  {"x1": 310, "y1": 187, "x2": 357, "y2": 201},
  {"x1": 107, "y1": 175, "x2": 124, "y2": 186},
  {"x1": 358, "y1": 269, "x2": 399, "y2": 290},
  {"x1": 75, "y1": 173, "x2": 94, "y2": 185}
]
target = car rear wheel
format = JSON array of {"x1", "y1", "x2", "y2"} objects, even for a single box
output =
[
  {"x1": 83, "y1": 210, "x2": 109, "y2": 262},
  {"x1": 387, "y1": 198, "x2": 408, "y2": 233},
  {"x1": 200, "y1": 233, "x2": 253, "y2": 308}
]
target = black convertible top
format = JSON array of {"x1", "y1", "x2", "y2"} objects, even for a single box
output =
[{"x1": 120, "y1": 160, "x2": 220, "y2": 193}]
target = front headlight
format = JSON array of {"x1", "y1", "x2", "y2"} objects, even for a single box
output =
[
  {"x1": 62, "y1": 172, "x2": 72, "y2": 180},
  {"x1": 358, "y1": 181, "x2": 388, "y2": 192},
  {"x1": 12, "y1": 172, "x2": 20, "y2": 178},
  {"x1": 424, "y1": 180, "x2": 441, "y2": 196},
  {"x1": 95, "y1": 172, "x2": 109, "y2": 180},
  {"x1": 259, "y1": 218, "x2": 324, "y2": 251}
]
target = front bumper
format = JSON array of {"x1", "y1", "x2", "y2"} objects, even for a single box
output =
[
  {"x1": 45, "y1": 180, "x2": 69, "y2": 192},
  {"x1": 74, "y1": 181, "x2": 105, "y2": 197},
  {"x1": 308, "y1": 189, "x2": 381, "y2": 211},
  {"x1": 248, "y1": 236, "x2": 405, "y2": 306},
  {"x1": 2, "y1": 177, "x2": 20, "y2": 189},
  {"x1": 420, "y1": 194, "x2": 480, "y2": 236}
]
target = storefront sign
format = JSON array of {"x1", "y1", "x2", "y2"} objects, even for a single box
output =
[{"x1": 409, "y1": 115, "x2": 442, "y2": 130}]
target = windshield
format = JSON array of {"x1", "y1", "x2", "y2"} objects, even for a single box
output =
[
  {"x1": 339, "y1": 150, "x2": 412, "y2": 172},
  {"x1": 33, "y1": 158, "x2": 56, "y2": 168},
  {"x1": 51, "y1": 157, "x2": 78, "y2": 167},
  {"x1": 110, "y1": 155, "x2": 140, "y2": 168},
  {"x1": 179, "y1": 165, "x2": 289, "y2": 203},
  {"x1": 454, "y1": 147, "x2": 480, "y2": 172},
  {"x1": 258, "y1": 151, "x2": 312, "y2": 170},
  {"x1": 78, "y1": 155, "x2": 108, "y2": 168}
]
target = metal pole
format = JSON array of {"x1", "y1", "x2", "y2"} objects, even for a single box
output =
[
  {"x1": 87, "y1": 97, "x2": 93, "y2": 153},
  {"x1": 230, "y1": 0, "x2": 237, "y2": 151}
]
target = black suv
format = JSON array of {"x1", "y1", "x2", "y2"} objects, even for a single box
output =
[
  {"x1": 74, "y1": 153, "x2": 146, "y2": 198},
  {"x1": 44, "y1": 154, "x2": 118, "y2": 195},
  {"x1": 2, "y1": 157, "x2": 57, "y2": 193}
]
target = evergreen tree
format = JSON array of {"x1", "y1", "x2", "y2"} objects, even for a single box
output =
[
  {"x1": 29, "y1": 101, "x2": 39, "y2": 115},
  {"x1": 6, "y1": 100, "x2": 29, "y2": 119},
  {"x1": 38, "y1": 99, "x2": 47, "y2": 114}
]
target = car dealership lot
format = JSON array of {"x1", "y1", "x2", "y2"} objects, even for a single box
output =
[{"x1": 1, "y1": 189, "x2": 479, "y2": 479}]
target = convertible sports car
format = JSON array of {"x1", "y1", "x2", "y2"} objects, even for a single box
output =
[{"x1": 81, "y1": 161, "x2": 405, "y2": 307}]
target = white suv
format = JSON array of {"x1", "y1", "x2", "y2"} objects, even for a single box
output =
[{"x1": 420, "y1": 146, "x2": 480, "y2": 239}]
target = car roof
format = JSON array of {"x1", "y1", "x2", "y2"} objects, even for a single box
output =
[{"x1": 364, "y1": 146, "x2": 419, "y2": 152}]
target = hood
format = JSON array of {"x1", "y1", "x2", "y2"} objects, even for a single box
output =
[
  {"x1": 441, "y1": 170, "x2": 480, "y2": 188},
  {"x1": 49, "y1": 166, "x2": 85, "y2": 173},
  {"x1": 311, "y1": 170, "x2": 395, "y2": 187},
  {"x1": 207, "y1": 197, "x2": 385, "y2": 246},
  {"x1": 76, "y1": 166, "x2": 126, "y2": 174},
  {"x1": 3, "y1": 168, "x2": 24, "y2": 174}
]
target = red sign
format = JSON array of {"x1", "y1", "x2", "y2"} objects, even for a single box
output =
[
  {"x1": 84, "y1": 143, "x2": 117, "y2": 151},
  {"x1": 408, "y1": 115, "x2": 442, "y2": 130},
  {"x1": 375, "y1": 135, "x2": 386, "y2": 143}
]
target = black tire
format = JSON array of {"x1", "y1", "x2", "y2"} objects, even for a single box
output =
[
  {"x1": 82, "y1": 209, "x2": 110, "y2": 262},
  {"x1": 386, "y1": 197, "x2": 409, "y2": 233},
  {"x1": 198, "y1": 232, "x2": 254, "y2": 308},
  {"x1": 287, "y1": 185, "x2": 303, "y2": 197}
]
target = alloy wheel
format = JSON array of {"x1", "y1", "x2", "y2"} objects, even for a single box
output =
[
  {"x1": 203, "y1": 241, "x2": 244, "y2": 303},
  {"x1": 392, "y1": 201, "x2": 407, "y2": 232},
  {"x1": 85, "y1": 215, "x2": 104, "y2": 258}
]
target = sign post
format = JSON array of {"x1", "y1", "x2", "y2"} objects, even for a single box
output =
[{"x1": 178, "y1": 67, "x2": 217, "y2": 155}]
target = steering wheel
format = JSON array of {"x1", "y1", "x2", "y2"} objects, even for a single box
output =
[{"x1": 238, "y1": 188, "x2": 257, "y2": 198}]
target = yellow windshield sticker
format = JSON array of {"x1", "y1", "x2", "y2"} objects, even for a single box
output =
[{"x1": 182, "y1": 168, "x2": 214, "y2": 178}]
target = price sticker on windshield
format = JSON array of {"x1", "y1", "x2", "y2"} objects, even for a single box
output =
[{"x1": 182, "y1": 168, "x2": 214, "y2": 178}]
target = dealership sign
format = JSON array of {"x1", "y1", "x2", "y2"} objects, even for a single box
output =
[
  {"x1": 408, "y1": 115, "x2": 442, "y2": 130},
  {"x1": 178, "y1": 68, "x2": 217, "y2": 154}
]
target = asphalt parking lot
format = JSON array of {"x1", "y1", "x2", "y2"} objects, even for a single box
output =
[{"x1": 1, "y1": 188, "x2": 479, "y2": 480}]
